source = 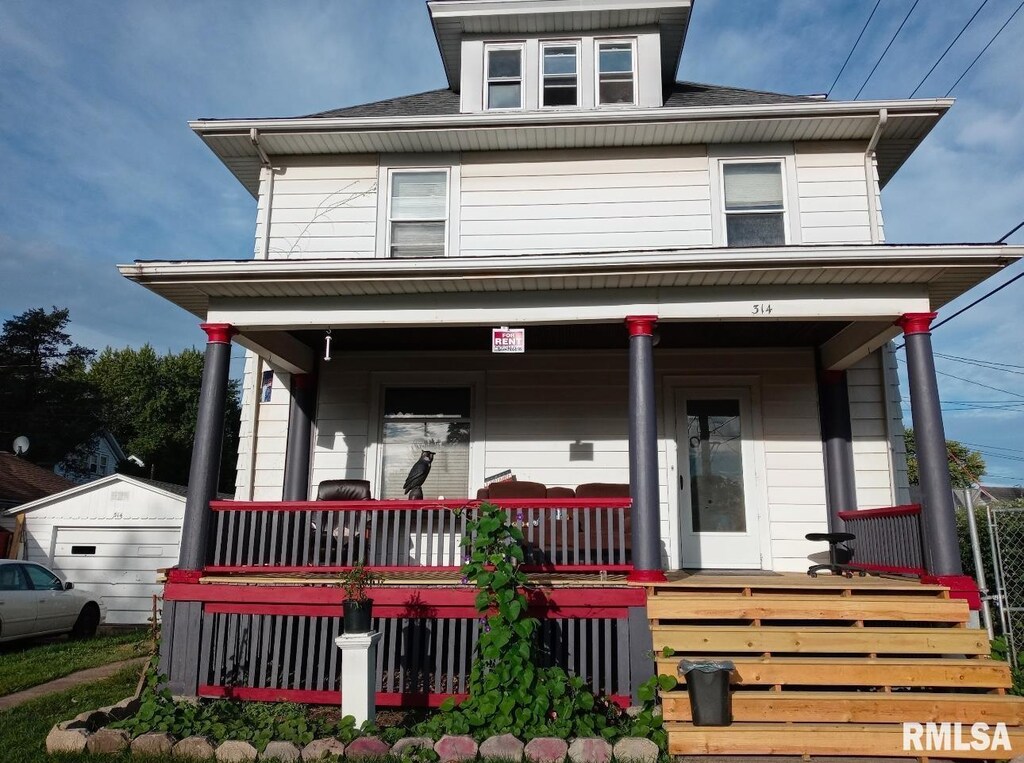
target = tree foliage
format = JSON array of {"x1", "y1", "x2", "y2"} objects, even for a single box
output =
[
  {"x1": 904, "y1": 428, "x2": 986, "y2": 489},
  {"x1": 0, "y1": 307, "x2": 101, "y2": 469},
  {"x1": 88, "y1": 344, "x2": 241, "y2": 492}
]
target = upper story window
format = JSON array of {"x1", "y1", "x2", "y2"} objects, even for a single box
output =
[
  {"x1": 388, "y1": 170, "x2": 449, "y2": 258},
  {"x1": 541, "y1": 42, "x2": 579, "y2": 107},
  {"x1": 485, "y1": 44, "x2": 524, "y2": 110},
  {"x1": 597, "y1": 40, "x2": 636, "y2": 105},
  {"x1": 722, "y1": 161, "x2": 787, "y2": 247}
]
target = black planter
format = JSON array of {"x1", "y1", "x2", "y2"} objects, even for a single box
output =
[{"x1": 343, "y1": 599, "x2": 373, "y2": 632}]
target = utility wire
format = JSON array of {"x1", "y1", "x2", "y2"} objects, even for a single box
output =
[
  {"x1": 909, "y1": 0, "x2": 990, "y2": 97},
  {"x1": 933, "y1": 354, "x2": 1024, "y2": 377},
  {"x1": 826, "y1": 0, "x2": 882, "y2": 97},
  {"x1": 999, "y1": 218, "x2": 1024, "y2": 243},
  {"x1": 935, "y1": 353, "x2": 1024, "y2": 371},
  {"x1": 896, "y1": 356, "x2": 1024, "y2": 398},
  {"x1": 961, "y1": 440, "x2": 1024, "y2": 455},
  {"x1": 945, "y1": 0, "x2": 1024, "y2": 96},
  {"x1": 854, "y1": 0, "x2": 922, "y2": 99}
]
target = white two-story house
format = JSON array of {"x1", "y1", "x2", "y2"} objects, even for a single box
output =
[{"x1": 122, "y1": 0, "x2": 1021, "y2": 578}]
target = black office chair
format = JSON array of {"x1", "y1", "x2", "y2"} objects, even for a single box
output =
[
  {"x1": 314, "y1": 480, "x2": 372, "y2": 563},
  {"x1": 805, "y1": 532, "x2": 869, "y2": 577}
]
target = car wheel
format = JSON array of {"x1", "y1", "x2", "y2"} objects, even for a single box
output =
[{"x1": 71, "y1": 603, "x2": 100, "y2": 639}]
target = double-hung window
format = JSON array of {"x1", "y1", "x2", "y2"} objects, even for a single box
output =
[
  {"x1": 388, "y1": 170, "x2": 448, "y2": 258},
  {"x1": 541, "y1": 42, "x2": 579, "y2": 107},
  {"x1": 485, "y1": 44, "x2": 523, "y2": 110},
  {"x1": 722, "y1": 161, "x2": 787, "y2": 247},
  {"x1": 597, "y1": 40, "x2": 636, "y2": 105}
]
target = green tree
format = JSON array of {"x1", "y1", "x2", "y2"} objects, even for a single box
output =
[
  {"x1": 904, "y1": 428, "x2": 986, "y2": 489},
  {"x1": 88, "y1": 345, "x2": 241, "y2": 493},
  {"x1": 0, "y1": 307, "x2": 101, "y2": 469}
]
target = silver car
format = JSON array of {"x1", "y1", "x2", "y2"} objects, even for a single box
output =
[{"x1": 0, "y1": 559, "x2": 107, "y2": 642}]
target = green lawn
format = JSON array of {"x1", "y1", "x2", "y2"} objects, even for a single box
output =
[
  {"x1": 0, "y1": 630, "x2": 151, "y2": 697},
  {"x1": 0, "y1": 664, "x2": 141, "y2": 763}
]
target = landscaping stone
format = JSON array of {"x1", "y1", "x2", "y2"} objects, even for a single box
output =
[
  {"x1": 45, "y1": 726, "x2": 89, "y2": 755},
  {"x1": 56, "y1": 718, "x2": 89, "y2": 731},
  {"x1": 480, "y1": 734, "x2": 525, "y2": 761},
  {"x1": 612, "y1": 737, "x2": 659, "y2": 763},
  {"x1": 85, "y1": 728, "x2": 130, "y2": 755},
  {"x1": 174, "y1": 735, "x2": 217, "y2": 760},
  {"x1": 345, "y1": 736, "x2": 392, "y2": 759},
  {"x1": 435, "y1": 734, "x2": 479, "y2": 762},
  {"x1": 392, "y1": 737, "x2": 435, "y2": 755},
  {"x1": 216, "y1": 740, "x2": 260, "y2": 762},
  {"x1": 261, "y1": 740, "x2": 302, "y2": 761},
  {"x1": 132, "y1": 732, "x2": 178, "y2": 756},
  {"x1": 302, "y1": 738, "x2": 347, "y2": 760},
  {"x1": 567, "y1": 737, "x2": 613, "y2": 763},
  {"x1": 524, "y1": 737, "x2": 568, "y2": 763}
]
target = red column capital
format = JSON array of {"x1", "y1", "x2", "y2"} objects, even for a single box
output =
[
  {"x1": 895, "y1": 312, "x2": 938, "y2": 336},
  {"x1": 625, "y1": 315, "x2": 658, "y2": 337},
  {"x1": 200, "y1": 323, "x2": 238, "y2": 344},
  {"x1": 292, "y1": 373, "x2": 316, "y2": 390}
]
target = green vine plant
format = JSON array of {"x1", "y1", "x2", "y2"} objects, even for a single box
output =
[{"x1": 416, "y1": 502, "x2": 669, "y2": 751}]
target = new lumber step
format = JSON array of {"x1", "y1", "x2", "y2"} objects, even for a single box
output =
[
  {"x1": 652, "y1": 625, "x2": 991, "y2": 655},
  {"x1": 662, "y1": 690, "x2": 1024, "y2": 725},
  {"x1": 655, "y1": 656, "x2": 1012, "y2": 689},
  {"x1": 647, "y1": 594, "x2": 969, "y2": 623},
  {"x1": 665, "y1": 722, "x2": 1024, "y2": 759}
]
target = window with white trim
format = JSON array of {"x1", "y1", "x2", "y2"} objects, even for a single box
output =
[
  {"x1": 541, "y1": 42, "x2": 579, "y2": 107},
  {"x1": 597, "y1": 39, "x2": 636, "y2": 105},
  {"x1": 722, "y1": 161, "x2": 787, "y2": 247},
  {"x1": 485, "y1": 44, "x2": 523, "y2": 110},
  {"x1": 388, "y1": 170, "x2": 448, "y2": 258}
]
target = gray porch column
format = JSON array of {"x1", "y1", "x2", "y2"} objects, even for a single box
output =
[
  {"x1": 179, "y1": 323, "x2": 237, "y2": 570},
  {"x1": 282, "y1": 373, "x2": 317, "y2": 501},
  {"x1": 898, "y1": 312, "x2": 962, "y2": 576},
  {"x1": 625, "y1": 316, "x2": 666, "y2": 583},
  {"x1": 818, "y1": 369, "x2": 857, "y2": 531}
]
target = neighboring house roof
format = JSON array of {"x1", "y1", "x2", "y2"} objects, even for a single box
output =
[
  {"x1": 0, "y1": 452, "x2": 76, "y2": 507},
  {"x1": 301, "y1": 81, "x2": 816, "y2": 120},
  {"x1": 97, "y1": 430, "x2": 128, "y2": 463}
]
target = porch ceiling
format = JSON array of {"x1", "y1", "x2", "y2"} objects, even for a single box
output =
[{"x1": 119, "y1": 244, "x2": 1019, "y2": 319}]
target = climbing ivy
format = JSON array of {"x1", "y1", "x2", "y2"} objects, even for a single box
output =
[{"x1": 416, "y1": 502, "x2": 668, "y2": 750}]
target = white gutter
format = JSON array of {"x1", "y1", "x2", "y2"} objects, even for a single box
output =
[
  {"x1": 865, "y1": 109, "x2": 888, "y2": 245},
  {"x1": 189, "y1": 98, "x2": 952, "y2": 135},
  {"x1": 250, "y1": 128, "x2": 274, "y2": 261}
]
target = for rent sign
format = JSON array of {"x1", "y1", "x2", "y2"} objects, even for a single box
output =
[{"x1": 492, "y1": 327, "x2": 525, "y2": 353}]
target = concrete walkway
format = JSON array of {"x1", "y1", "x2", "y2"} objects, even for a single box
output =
[{"x1": 0, "y1": 656, "x2": 148, "y2": 711}]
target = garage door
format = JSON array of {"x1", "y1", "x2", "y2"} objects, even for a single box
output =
[{"x1": 51, "y1": 526, "x2": 181, "y2": 626}]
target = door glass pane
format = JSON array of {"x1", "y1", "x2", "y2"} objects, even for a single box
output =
[
  {"x1": 687, "y1": 399, "x2": 746, "y2": 533},
  {"x1": 24, "y1": 564, "x2": 62, "y2": 590}
]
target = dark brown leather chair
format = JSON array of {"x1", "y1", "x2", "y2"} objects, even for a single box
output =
[{"x1": 317, "y1": 479, "x2": 372, "y2": 501}]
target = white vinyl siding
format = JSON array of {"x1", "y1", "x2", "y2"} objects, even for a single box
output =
[
  {"x1": 848, "y1": 349, "x2": 899, "y2": 508},
  {"x1": 882, "y1": 342, "x2": 911, "y2": 505},
  {"x1": 234, "y1": 352, "x2": 291, "y2": 500},
  {"x1": 459, "y1": 147, "x2": 712, "y2": 255},
  {"x1": 256, "y1": 157, "x2": 378, "y2": 260},
  {"x1": 295, "y1": 348, "x2": 834, "y2": 572},
  {"x1": 795, "y1": 142, "x2": 875, "y2": 244}
]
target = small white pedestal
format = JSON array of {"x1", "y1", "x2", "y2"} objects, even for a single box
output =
[{"x1": 335, "y1": 631, "x2": 382, "y2": 725}]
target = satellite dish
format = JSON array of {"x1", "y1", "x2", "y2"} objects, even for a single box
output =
[{"x1": 13, "y1": 436, "x2": 30, "y2": 456}]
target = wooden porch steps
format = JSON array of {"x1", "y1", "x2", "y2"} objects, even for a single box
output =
[{"x1": 646, "y1": 575, "x2": 1024, "y2": 759}]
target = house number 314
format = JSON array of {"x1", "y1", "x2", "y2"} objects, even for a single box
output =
[{"x1": 751, "y1": 303, "x2": 774, "y2": 315}]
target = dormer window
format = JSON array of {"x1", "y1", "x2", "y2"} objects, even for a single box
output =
[
  {"x1": 485, "y1": 44, "x2": 524, "y2": 110},
  {"x1": 597, "y1": 40, "x2": 636, "y2": 105},
  {"x1": 541, "y1": 43, "x2": 579, "y2": 107}
]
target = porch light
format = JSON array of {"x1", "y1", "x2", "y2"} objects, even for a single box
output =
[{"x1": 324, "y1": 328, "x2": 332, "y2": 361}]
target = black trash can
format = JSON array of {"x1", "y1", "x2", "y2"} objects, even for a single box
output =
[{"x1": 678, "y1": 659, "x2": 735, "y2": 726}]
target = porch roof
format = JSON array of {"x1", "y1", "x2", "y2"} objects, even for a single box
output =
[{"x1": 120, "y1": 243, "x2": 1019, "y2": 319}]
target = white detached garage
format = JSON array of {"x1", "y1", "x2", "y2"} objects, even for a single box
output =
[{"x1": 3, "y1": 475, "x2": 185, "y2": 625}]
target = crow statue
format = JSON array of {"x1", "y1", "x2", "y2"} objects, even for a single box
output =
[{"x1": 403, "y1": 450, "x2": 435, "y2": 499}]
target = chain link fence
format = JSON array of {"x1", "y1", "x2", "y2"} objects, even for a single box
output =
[{"x1": 988, "y1": 505, "x2": 1024, "y2": 667}]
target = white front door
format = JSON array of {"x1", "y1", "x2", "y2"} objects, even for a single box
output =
[{"x1": 675, "y1": 388, "x2": 762, "y2": 569}]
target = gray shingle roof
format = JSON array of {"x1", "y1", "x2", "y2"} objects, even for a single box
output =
[{"x1": 302, "y1": 81, "x2": 816, "y2": 120}]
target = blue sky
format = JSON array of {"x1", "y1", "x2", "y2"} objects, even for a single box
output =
[{"x1": 1, "y1": 0, "x2": 1022, "y2": 485}]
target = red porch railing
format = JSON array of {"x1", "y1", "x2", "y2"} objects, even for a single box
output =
[
  {"x1": 838, "y1": 504, "x2": 926, "y2": 576},
  {"x1": 207, "y1": 499, "x2": 633, "y2": 573}
]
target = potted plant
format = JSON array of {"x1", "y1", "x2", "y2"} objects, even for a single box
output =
[{"x1": 338, "y1": 562, "x2": 383, "y2": 632}]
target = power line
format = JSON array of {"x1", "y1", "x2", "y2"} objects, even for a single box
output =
[
  {"x1": 896, "y1": 356, "x2": 1024, "y2": 398},
  {"x1": 999, "y1": 218, "x2": 1024, "y2": 243},
  {"x1": 854, "y1": 0, "x2": 922, "y2": 99},
  {"x1": 945, "y1": 0, "x2": 1024, "y2": 96},
  {"x1": 961, "y1": 440, "x2": 1024, "y2": 455},
  {"x1": 909, "y1": 0, "x2": 990, "y2": 97},
  {"x1": 934, "y1": 354, "x2": 1024, "y2": 377},
  {"x1": 935, "y1": 354, "x2": 1024, "y2": 371},
  {"x1": 826, "y1": 0, "x2": 882, "y2": 97}
]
